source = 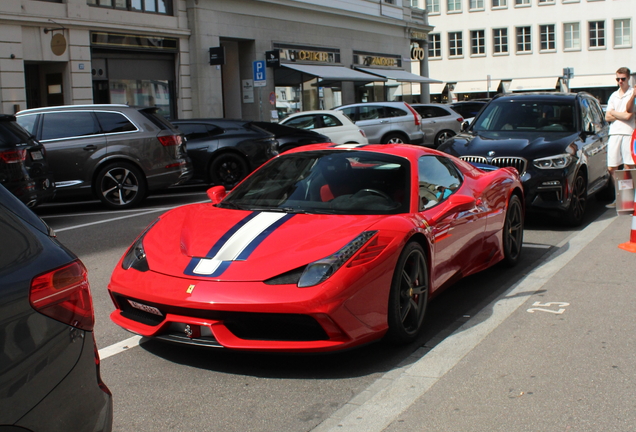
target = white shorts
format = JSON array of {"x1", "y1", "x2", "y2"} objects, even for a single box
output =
[{"x1": 608, "y1": 134, "x2": 635, "y2": 167}]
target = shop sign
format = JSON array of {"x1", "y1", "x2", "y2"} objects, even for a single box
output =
[
  {"x1": 91, "y1": 32, "x2": 178, "y2": 52},
  {"x1": 410, "y1": 30, "x2": 427, "y2": 40},
  {"x1": 266, "y1": 50, "x2": 280, "y2": 67},
  {"x1": 353, "y1": 51, "x2": 401, "y2": 68},
  {"x1": 279, "y1": 49, "x2": 339, "y2": 64},
  {"x1": 209, "y1": 46, "x2": 225, "y2": 65},
  {"x1": 411, "y1": 46, "x2": 425, "y2": 61}
]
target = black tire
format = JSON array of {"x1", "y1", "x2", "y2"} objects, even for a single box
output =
[
  {"x1": 434, "y1": 130, "x2": 456, "y2": 148},
  {"x1": 95, "y1": 162, "x2": 147, "y2": 209},
  {"x1": 501, "y1": 194, "x2": 524, "y2": 267},
  {"x1": 563, "y1": 172, "x2": 587, "y2": 227},
  {"x1": 381, "y1": 133, "x2": 408, "y2": 144},
  {"x1": 209, "y1": 153, "x2": 249, "y2": 188},
  {"x1": 385, "y1": 242, "x2": 429, "y2": 344}
]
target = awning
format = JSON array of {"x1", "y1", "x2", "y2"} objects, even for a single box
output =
[
  {"x1": 428, "y1": 83, "x2": 447, "y2": 94},
  {"x1": 355, "y1": 67, "x2": 443, "y2": 83},
  {"x1": 510, "y1": 77, "x2": 559, "y2": 92},
  {"x1": 452, "y1": 80, "x2": 493, "y2": 93},
  {"x1": 569, "y1": 74, "x2": 615, "y2": 88},
  {"x1": 279, "y1": 64, "x2": 386, "y2": 82}
]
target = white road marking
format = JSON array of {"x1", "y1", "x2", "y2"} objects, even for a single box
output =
[
  {"x1": 522, "y1": 242, "x2": 552, "y2": 249},
  {"x1": 98, "y1": 335, "x2": 143, "y2": 360},
  {"x1": 312, "y1": 214, "x2": 616, "y2": 432}
]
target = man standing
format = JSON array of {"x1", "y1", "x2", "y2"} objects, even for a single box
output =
[{"x1": 605, "y1": 67, "x2": 636, "y2": 208}]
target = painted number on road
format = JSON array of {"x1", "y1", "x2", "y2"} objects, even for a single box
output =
[{"x1": 527, "y1": 301, "x2": 570, "y2": 314}]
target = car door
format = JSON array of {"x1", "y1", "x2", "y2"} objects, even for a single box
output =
[
  {"x1": 26, "y1": 111, "x2": 106, "y2": 192},
  {"x1": 347, "y1": 105, "x2": 388, "y2": 143},
  {"x1": 579, "y1": 96, "x2": 609, "y2": 191},
  {"x1": 175, "y1": 122, "x2": 220, "y2": 181}
]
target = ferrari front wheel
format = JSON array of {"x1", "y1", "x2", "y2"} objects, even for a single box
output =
[
  {"x1": 502, "y1": 194, "x2": 524, "y2": 267},
  {"x1": 385, "y1": 242, "x2": 429, "y2": 344}
]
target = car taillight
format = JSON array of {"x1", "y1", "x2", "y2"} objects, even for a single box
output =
[
  {"x1": 0, "y1": 149, "x2": 27, "y2": 163},
  {"x1": 157, "y1": 134, "x2": 183, "y2": 146},
  {"x1": 30, "y1": 260, "x2": 95, "y2": 331},
  {"x1": 456, "y1": 117, "x2": 464, "y2": 123},
  {"x1": 405, "y1": 103, "x2": 421, "y2": 126}
]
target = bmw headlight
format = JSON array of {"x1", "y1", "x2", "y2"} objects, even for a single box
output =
[
  {"x1": 533, "y1": 154, "x2": 574, "y2": 169},
  {"x1": 297, "y1": 231, "x2": 378, "y2": 288},
  {"x1": 122, "y1": 219, "x2": 159, "y2": 271}
]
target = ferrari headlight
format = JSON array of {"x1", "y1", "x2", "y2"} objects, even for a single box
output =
[
  {"x1": 297, "y1": 231, "x2": 378, "y2": 288},
  {"x1": 533, "y1": 154, "x2": 574, "y2": 169},
  {"x1": 122, "y1": 219, "x2": 159, "y2": 271}
]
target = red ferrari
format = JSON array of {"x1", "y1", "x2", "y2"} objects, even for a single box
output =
[{"x1": 109, "y1": 143, "x2": 524, "y2": 352}]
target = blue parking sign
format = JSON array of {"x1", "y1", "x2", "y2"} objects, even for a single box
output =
[{"x1": 253, "y1": 60, "x2": 266, "y2": 87}]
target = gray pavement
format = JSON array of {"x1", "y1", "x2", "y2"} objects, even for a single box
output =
[{"x1": 313, "y1": 210, "x2": 636, "y2": 432}]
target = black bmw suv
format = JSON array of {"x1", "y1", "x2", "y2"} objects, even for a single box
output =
[{"x1": 439, "y1": 92, "x2": 610, "y2": 226}]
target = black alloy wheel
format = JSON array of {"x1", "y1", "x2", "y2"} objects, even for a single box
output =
[
  {"x1": 564, "y1": 172, "x2": 587, "y2": 227},
  {"x1": 434, "y1": 130, "x2": 456, "y2": 148},
  {"x1": 95, "y1": 162, "x2": 147, "y2": 209},
  {"x1": 209, "y1": 153, "x2": 249, "y2": 189},
  {"x1": 502, "y1": 194, "x2": 524, "y2": 267},
  {"x1": 385, "y1": 242, "x2": 429, "y2": 344}
]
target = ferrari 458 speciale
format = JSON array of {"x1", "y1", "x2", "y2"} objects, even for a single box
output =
[{"x1": 109, "y1": 143, "x2": 524, "y2": 352}]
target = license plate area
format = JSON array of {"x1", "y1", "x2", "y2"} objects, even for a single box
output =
[
  {"x1": 30, "y1": 150, "x2": 43, "y2": 161},
  {"x1": 128, "y1": 299, "x2": 163, "y2": 316}
]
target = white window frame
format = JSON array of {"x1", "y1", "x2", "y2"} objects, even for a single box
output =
[
  {"x1": 589, "y1": 20, "x2": 605, "y2": 49},
  {"x1": 426, "y1": 0, "x2": 441, "y2": 14},
  {"x1": 539, "y1": 24, "x2": 556, "y2": 52},
  {"x1": 493, "y1": 28, "x2": 509, "y2": 54},
  {"x1": 429, "y1": 33, "x2": 442, "y2": 59},
  {"x1": 470, "y1": 30, "x2": 486, "y2": 56},
  {"x1": 448, "y1": 0, "x2": 462, "y2": 12},
  {"x1": 613, "y1": 19, "x2": 632, "y2": 48},
  {"x1": 449, "y1": 31, "x2": 464, "y2": 57},
  {"x1": 516, "y1": 26, "x2": 532, "y2": 53},
  {"x1": 515, "y1": 0, "x2": 530, "y2": 6},
  {"x1": 563, "y1": 22, "x2": 581, "y2": 51},
  {"x1": 469, "y1": 0, "x2": 485, "y2": 10},
  {"x1": 492, "y1": 0, "x2": 507, "y2": 8}
]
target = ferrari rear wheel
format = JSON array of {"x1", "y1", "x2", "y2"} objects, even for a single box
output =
[
  {"x1": 502, "y1": 194, "x2": 524, "y2": 267},
  {"x1": 385, "y1": 242, "x2": 429, "y2": 344}
]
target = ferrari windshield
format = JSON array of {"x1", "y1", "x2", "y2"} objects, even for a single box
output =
[
  {"x1": 472, "y1": 100, "x2": 576, "y2": 132},
  {"x1": 220, "y1": 150, "x2": 410, "y2": 215}
]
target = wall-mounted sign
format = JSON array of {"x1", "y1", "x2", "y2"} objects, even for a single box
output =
[
  {"x1": 51, "y1": 33, "x2": 67, "y2": 56},
  {"x1": 273, "y1": 43, "x2": 341, "y2": 64},
  {"x1": 410, "y1": 30, "x2": 427, "y2": 40},
  {"x1": 266, "y1": 50, "x2": 280, "y2": 67},
  {"x1": 209, "y1": 46, "x2": 225, "y2": 65},
  {"x1": 411, "y1": 46, "x2": 425, "y2": 61},
  {"x1": 90, "y1": 32, "x2": 178, "y2": 52},
  {"x1": 353, "y1": 51, "x2": 401, "y2": 68},
  {"x1": 253, "y1": 61, "x2": 266, "y2": 87},
  {"x1": 242, "y1": 79, "x2": 254, "y2": 103}
]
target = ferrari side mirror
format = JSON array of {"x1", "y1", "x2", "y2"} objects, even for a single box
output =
[{"x1": 207, "y1": 186, "x2": 227, "y2": 204}]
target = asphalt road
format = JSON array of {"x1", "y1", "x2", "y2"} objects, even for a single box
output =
[{"x1": 32, "y1": 187, "x2": 615, "y2": 432}]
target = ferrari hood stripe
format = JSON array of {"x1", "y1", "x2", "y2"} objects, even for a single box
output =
[{"x1": 184, "y1": 212, "x2": 295, "y2": 277}]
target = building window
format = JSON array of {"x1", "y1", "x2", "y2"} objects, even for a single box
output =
[
  {"x1": 471, "y1": 30, "x2": 486, "y2": 55},
  {"x1": 540, "y1": 24, "x2": 556, "y2": 51},
  {"x1": 449, "y1": 32, "x2": 463, "y2": 57},
  {"x1": 515, "y1": 0, "x2": 530, "y2": 5},
  {"x1": 493, "y1": 28, "x2": 508, "y2": 53},
  {"x1": 563, "y1": 22, "x2": 580, "y2": 50},
  {"x1": 589, "y1": 21, "x2": 605, "y2": 48},
  {"x1": 429, "y1": 33, "x2": 442, "y2": 58},
  {"x1": 469, "y1": 0, "x2": 485, "y2": 9},
  {"x1": 614, "y1": 19, "x2": 631, "y2": 48},
  {"x1": 492, "y1": 0, "x2": 507, "y2": 7},
  {"x1": 87, "y1": 0, "x2": 173, "y2": 14},
  {"x1": 383, "y1": 0, "x2": 396, "y2": 4},
  {"x1": 516, "y1": 26, "x2": 532, "y2": 52},
  {"x1": 426, "y1": 0, "x2": 441, "y2": 13},
  {"x1": 447, "y1": 0, "x2": 462, "y2": 12},
  {"x1": 538, "y1": 0, "x2": 554, "y2": 4}
]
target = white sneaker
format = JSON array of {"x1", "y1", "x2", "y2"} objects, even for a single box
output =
[{"x1": 605, "y1": 201, "x2": 616, "y2": 209}]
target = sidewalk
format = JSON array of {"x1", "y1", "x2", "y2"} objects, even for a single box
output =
[{"x1": 314, "y1": 211, "x2": 636, "y2": 432}]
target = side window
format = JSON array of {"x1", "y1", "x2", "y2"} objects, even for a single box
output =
[
  {"x1": 584, "y1": 97, "x2": 605, "y2": 131},
  {"x1": 16, "y1": 114, "x2": 37, "y2": 135},
  {"x1": 386, "y1": 107, "x2": 407, "y2": 118},
  {"x1": 40, "y1": 112, "x2": 100, "y2": 140},
  {"x1": 359, "y1": 106, "x2": 384, "y2": 120},
  {"x1": 176, "y1": 123, "x2": 211, "y2": 141},
  {"x1": 418, "y1": 155, "x2": 462, "y2": 210},
  {"x1": 579, "y1": 99, "x2": 595, "y2": 133},
  {"x1": 95, "y1": 112, "x2": 137, "y2": 134},
  {"x1": 430, "y1": 106, "x2": 451, "y2": 117},
  {"x1": 339, "y1": 107, "x2": 358, "y2": 121},
  {"x1": 321, "y1": 115, "x2": 343, "y2": 127},
  {"x1": 284, "y1": 115, "x2": 316, "y2": 130}
]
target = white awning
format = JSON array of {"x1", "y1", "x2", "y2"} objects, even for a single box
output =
[
  {"x1": 428, "y1": 83, "x2": 447, "y2": 94},
  {"x1": 280, "y1": 64, "x2": 385, "y2": 82},
  {"x1": 355, "y1": 67, "x2": 443, "y2": 83},
  {"x1": 510, "y1": 77, "x2": 559, "y2": 92},
  {"x1": 452, "y1": 80, "x2": 493, "y2": 93},
  {"x1": 569, "y1": 74, "x2": 615, "y2": 88}
]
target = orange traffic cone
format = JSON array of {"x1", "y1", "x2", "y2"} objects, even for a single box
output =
[{"x1": 619, "y1": 194, "x2": 636, "y2": 253}]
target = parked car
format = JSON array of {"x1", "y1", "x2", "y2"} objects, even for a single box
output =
[
  {"x1": 172, "y1": 119, "x2": 279, "y2": 188},
  {"x1": 410, "y1": 103, "x2": 463, "y2": 147},
  {"x1": 16, "y1": 104, "x2": 192, "y2": 209},
  {"x1": 279, "y1": 110, "x2": 368, "y2": 145},
  {"x1": 0, "y1": 183, "x2": 113, "y2": 431},
  {"x1": 252, "y1": 121, "x2": 331, "y2": 152},
  {"x1": 335, "y1": 101, "x2": 424, "y2": 144},
  {"x1": 449, "y1": 100, "x2": 488, "y2": 121},
  {"x1": 439, "y1": 92, "x2": 610, "y2": 226},
  {"x1": 108, "y1": 143, "x2": 524, "y2": 352},
  {"x1": 0, "y1": 114, "x2": 55, "y2": 207}
]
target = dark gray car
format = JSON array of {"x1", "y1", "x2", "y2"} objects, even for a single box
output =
[{"x1": 16, "y1": 105, "x2": 192, "y2": 209}]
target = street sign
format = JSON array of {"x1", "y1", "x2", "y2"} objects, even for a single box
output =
[
  {"x1": 266, "y1": 50, "x2": 280, "y2": 68},
  {"x1": 253, "y1": 60, "x2": 266, "y2": 87},
  {"x1": 209, "y1": 47, "x2": 225, "y2": 65}
]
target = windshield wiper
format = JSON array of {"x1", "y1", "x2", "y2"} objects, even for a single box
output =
[{"x1": 217, "y1": 201, "x2": 245, "y2": 210}]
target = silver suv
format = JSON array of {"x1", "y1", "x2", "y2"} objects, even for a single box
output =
[
  {"x1": 16, "y1": 104, "x2": 192, "y2": 209},
  {"x1": 335, "y1": 101, "x2": 424, "y2": 144}
]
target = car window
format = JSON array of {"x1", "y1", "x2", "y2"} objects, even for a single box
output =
[
  {"x1": 95, "y1": 111, "x2": 137, "y2": 134},
  {"x1": 321, "y1": 115, "x2": 343, "y2": 127},
  {"x1": 418, "y1": 155, "x2": 462, "y2": 210},
  {"x1": 0, "y1": 119, "x2": 30, "y2": 145},
  {"x1": 386, "y1": 107, "x2": 407, "y2": 118},
  {"x1": 176, "y1": 123, "x2": 211, "y2": 140},
  {"x1": 473, "y1": 101, "x2": 575, "y2": 132},
  {"x1": 581, "y1": 96, "x2": 604, "y2": 133},
  {"x1": 40, "y1": 111, "x2": 101, "y2": 140},
  {"x1": 283, "y1": 115, "x2": 317, "y2": 130},
  {"x1": 15, "y1": 114, "x2": 37, "y2": 135},
  {"x1": 416, "y1": 106, "x2": 449, "y2": 118},
  {"x1": 358, "y1": 106, "x2": 384, "y2": 121},
  {"x1": 339, "y1": 107, "x2": 358, "y2": 121}
]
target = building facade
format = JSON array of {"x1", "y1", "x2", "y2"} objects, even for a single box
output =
[
  {"x1": 414, "y1": 0, "x2": 633, "y2": 103},
  {"x1": 0, "y1": 0, "x2": 435, "y2": 121}
]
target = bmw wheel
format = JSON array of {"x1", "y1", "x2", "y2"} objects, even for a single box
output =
[
  {"x1": 95, "y1": 162, "x2": 147, "y2": 209},
  {"x1": 502, "y1": 195, "x2": 524, "y2": 267},
  {"x1": 564, "y1": 172, "x2": 587, "y2": 227},
  {"x1": 385, "y1": 242, "x2": 429, "y2": 344},
  {"x1": 209, "y1": 153, "x2": 249, "y2": 189}
]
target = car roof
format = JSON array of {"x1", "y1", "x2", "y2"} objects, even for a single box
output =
[
  {"x1": 16, "y1": 104, "x2": 132, "y2": 115},
  {"x1": 280, "y1": 142, "x2": 448, "y2": 160},
  {"x1": 492, "y1": 92, "x2": 578, "y2": 102}
]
